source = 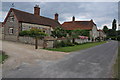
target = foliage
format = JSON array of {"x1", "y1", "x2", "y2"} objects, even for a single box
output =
[
  {"x1": 108, "y1": 29, "x2": 117, "y2": 37},
  {"x1": 66, "y1": 29, "x2": 90, "y2": 38},
  {"x1": 117, "y1": 30, "x2": 120, "y2": 36},
  {"x1": 19, "y1": 29, "x2": 47, "y2": 39},
  {"x1": 66, "y1": 29, "x2": 90, "y2": 43},
  {"x1": 19, "y1": 30, "x2": 30, "y2": 36},
  {"x1": 112, "y1": 19, "x2": 117, "y2": 31},
  {"x1": 0, "y1": 51, "x2": 8, "y2": 63},
  {"x1": 51, "y1": 27, "x2": 67, "y2": 38},
  {"x1": 117, "y1": 35, "x2": 120, "y2": 41},
  {"x1": 103, "y1": 25, "x2": 109, "y2": 34},
  {"x1": 53, "y1": 39, "x2": 74, "y2": 48}
]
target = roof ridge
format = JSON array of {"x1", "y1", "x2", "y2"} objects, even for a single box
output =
[
  {"x1": 11, "y1": 8, "x2": 57, "y2": 22},
  {"x1": 64, "y1": 20, "x2": 92, "y2": 23}
]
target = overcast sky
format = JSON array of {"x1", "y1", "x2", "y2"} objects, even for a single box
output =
[{"x1": 1, "y1": 2, "x2": 119, "y2": 29}]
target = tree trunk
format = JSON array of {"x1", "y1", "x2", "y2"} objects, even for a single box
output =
[
  {"x1": 35, "y1": 37, "x2": 38, "y2": 49},
  {"x1": 72, "y1": 38, "x2": 75, "y2": 43}
]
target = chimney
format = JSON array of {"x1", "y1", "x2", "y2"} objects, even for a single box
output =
[
  {"x1": 34, "y1": 5, "x2": 40, "y2": 16},
  {"x1": 55, "y1": 13, "x2": 58, "y2": 21},
  {"x1": 72, "y1": 16, "x2": 75, "y2": 21},
  {"x1": 90, "y1": 19, "x2": 93, "y2": 22}
]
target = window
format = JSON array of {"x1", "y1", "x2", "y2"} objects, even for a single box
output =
[
  {"x1": 10, "y1": 16, "x2": 14, "y2": 22},
  {"x1": 9, "y1": 28, "x2": 13, "y2": 34}
]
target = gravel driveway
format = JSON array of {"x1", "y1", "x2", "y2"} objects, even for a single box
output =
[{"x1": 1, "y1": 40, "x2": 66, "y2": 73}]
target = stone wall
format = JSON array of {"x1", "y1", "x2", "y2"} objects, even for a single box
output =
[
  {"x1": 75, "y1": 39, "x2": 90, "y2": 43},
  {"x1": 4, "y1": 35, "x2": 18, "y2": 41},
  {"x1": 19, "y1": 36, "x2": 44, "y2": 47}
]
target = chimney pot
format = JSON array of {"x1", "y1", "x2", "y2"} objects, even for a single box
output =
[
  {"x1": 55, "y1": 13, "x2": 58, "y2": 21},
  {"x1": 72, "y1": 16, "x2": 75, "y2": 21}
]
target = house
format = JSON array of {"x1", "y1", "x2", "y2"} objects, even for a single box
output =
[
  {"x1": 3, "y1": 5, "x2": 61, "y2": 41},
  {"x1": 0, "y1": 22, "x2": 4, "y2": 39},
  {"x1": 97, "y1": 29, "x2": 106, "y2": 41},
  {"x1": 62, "y1": 16, "x2": 99, "y2": 41}
]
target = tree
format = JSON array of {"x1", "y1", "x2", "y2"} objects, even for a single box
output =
[
  {"x1": 112, "y1": 19, "x2": 117, "y2": 31},
  {"x1": 117, "y1": 30, "x2": 120, "y2": 36},
  {"x1": 51, "y1": 27, "x2": 67, "y2": 38},
  {"x1": 103, "y1": 25, "x2": 109, "y2": 34},
  {"x1": 66, "y1": 29, "x2": 90, "y2": 43},
  {"x1": 19, "y1": 29, "x2": 47, "y2": 49}
]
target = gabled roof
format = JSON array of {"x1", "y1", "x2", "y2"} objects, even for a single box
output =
[
  {"x1": 3, "y1": 8, "x2": 61, "y2": 28},
  {"x1": 62, "y1": 20, "x2": 96, "y2": 30}
]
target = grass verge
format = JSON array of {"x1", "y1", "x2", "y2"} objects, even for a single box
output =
[
  {"x1": 46, "y1": 41, "x2": 107, "y2": 52},
  {"x1": 113, "y1": 42, "x2": 120, "y2": 79},
  {"x1": 0, "y1": 51, "x2": 8, "y2": 63}
]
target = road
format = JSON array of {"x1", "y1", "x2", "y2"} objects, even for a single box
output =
[{"x1": 3, "y1": 41, "x2": 118, "y2": 78}]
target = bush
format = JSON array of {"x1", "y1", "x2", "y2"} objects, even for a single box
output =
[
  {"x1": 19, "y1": 30, "x2": 29, "y2": 36},
  {"x1": 53, "y1": 39, "x2": 74, "y2": 48},
  {"x1": 74, "y1": 42, "x2": 80, "y2": 45},
  {"x1": 53, "y1": 41, "x2": 61, "y2": 48},
  {"x1": 117, "y1": 36, "x2": 120, "y2": 41}
]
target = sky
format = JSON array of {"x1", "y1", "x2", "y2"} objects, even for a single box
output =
[{"x1": 1, "y1": 2, "x2": 119, "y2": 30}]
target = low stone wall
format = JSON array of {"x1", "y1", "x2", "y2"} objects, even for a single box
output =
[
  {"x1": 75, "y1": 39, "x2": 90, "y2": 43},
  {"x1": 19, "y1": 36, "x2": 44, "y2": 47},
  {"x1": 4, "y1": 35, "x2": 18, "y2": 41}
]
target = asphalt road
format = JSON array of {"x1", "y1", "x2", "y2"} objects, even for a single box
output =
[{"x1": 3, "y1": 41, "x2": 118, "y2": 78}]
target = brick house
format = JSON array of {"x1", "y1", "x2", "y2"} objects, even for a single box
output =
[
  {"x1": 62, "y1": 16, "x2": 99, "y2": 41},
  {"x1": 3, "y1": 5, "x2": 61, "y2": 41}
]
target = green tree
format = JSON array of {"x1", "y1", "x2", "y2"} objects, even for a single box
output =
[
  {"x1": 103, "y1": 25, "x2": 109, "y2": 34},
  {"x1": 66, "y1": 29, "x2": 89, "y2": 43},
  {"x1": 19, "y1": 28, "x2": 47, "y2": 49},
  {"x1": 51, "y1": 27, "x2": 67, "y2": 38},
  {"x1": 112, "y1": 19, "x2": 117, "y2": 31}
]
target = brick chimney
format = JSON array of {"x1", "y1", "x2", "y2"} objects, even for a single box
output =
[
  {"x1": 55, "y1": 13, "x2": 58, "y2": 21},
  {"x1": 72, "y1": 16, "x2": 75, "y2": 21},
  {"x1": 34, "y1": 5, "x2": 40, "y2": 16}
]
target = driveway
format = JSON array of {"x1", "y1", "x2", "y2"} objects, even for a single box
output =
[
  {"x1": 3, "y1": 41, "x2": 118, "y2": 78},
  {"x1": 1, "y1": 40, "x2": 66, "y2": 74}
]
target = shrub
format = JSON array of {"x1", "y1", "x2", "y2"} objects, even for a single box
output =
[
  {"x1": 19, "y1": 30, "x2": 29, "y2": 36},
  {"x1": 53, "y1": 41, "x2": 61, "y2": 48},
  {"x1": 74, "y1": 42, "x2": 80, "y2": 45},
  {"x1": 53, "y1": 39, "x2": 74, "y2": 48},
  {"x1": 117, "y1": 36, "x2": 120, "y2": 41}
]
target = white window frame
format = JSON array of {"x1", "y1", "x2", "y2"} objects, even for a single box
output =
[
  {"x1": 10, "y1": 16, "x2": 14, "y2": 22},
  {"x1": 9, "y1": 28, "x2": 14, "y2": 34}
]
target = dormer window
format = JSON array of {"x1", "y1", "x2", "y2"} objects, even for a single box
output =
[{"x1": 10, "y1": 16, "x2": 14, "y2": 22}]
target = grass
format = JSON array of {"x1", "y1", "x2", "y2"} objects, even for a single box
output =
[
  {"x1": 0, "y1": 51, "x2": 8, "y2": 63},
  {"x1": 114, "y1": 42, "x2": 120, "y2": 79},
  {"x1": 46, "y1": 41, "x2": 107, "y2": 52}
]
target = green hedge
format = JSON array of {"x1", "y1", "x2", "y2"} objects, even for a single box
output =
[{"x1": 53, "y1": 39, "x2": 74, "y2": 48}]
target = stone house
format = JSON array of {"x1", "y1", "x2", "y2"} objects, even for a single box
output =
[
  {"x1": 0, "y1": 22, "x2": 4, "y2": 39},
  {"x1": 62, "y1": 16, "x2": 99, "y2": 41},
  {"x1": 97, "y1": 29, "x2": 106, "y2": 40},
  {"x1": 3, "y1": 5, "x2": 61, "y2": 41}
]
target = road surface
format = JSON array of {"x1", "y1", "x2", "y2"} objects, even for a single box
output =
[{"x1": 3, "y1": 41, "x2": 118, "y2": 78}]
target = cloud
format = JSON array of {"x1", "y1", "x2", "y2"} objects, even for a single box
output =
[{"x1": 1, "y1": 2, "x2": 118, "y2": 29}]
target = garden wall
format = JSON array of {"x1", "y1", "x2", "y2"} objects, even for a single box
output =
[{"x1": 19, "y1": 36, "x2": 44, "y2": 47}]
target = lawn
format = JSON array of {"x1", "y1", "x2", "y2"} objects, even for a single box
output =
[
  {"x1": 114, "y1": 41, "x2": 120, "y2": 79},
  {"x1": 46, "y1": 41, "x2": 107, "y2": 52},
  {"x1": 0, "y1": 51, "x2": 8, "y2": 63}
]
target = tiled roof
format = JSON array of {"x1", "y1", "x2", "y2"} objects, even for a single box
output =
[
  {"x1": 4, "y1": 8, "x2": 61, "y2": 28},
  {"x1": 62, "y1": 20, "x2": 96, "y2": 30}
]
